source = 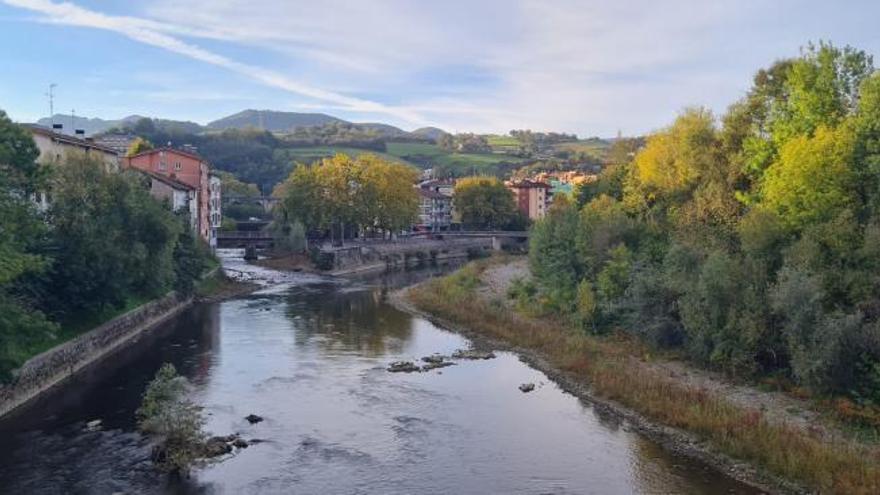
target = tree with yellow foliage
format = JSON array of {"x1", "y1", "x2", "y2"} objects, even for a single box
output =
[
  {"x1": 274, "y1": 153, "x2": 418, "y2": 245},
  {"x1": 760, "y1": 125, "x2": 857, "y2": 229}
]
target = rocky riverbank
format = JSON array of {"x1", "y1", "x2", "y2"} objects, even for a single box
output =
[{"x1": 389, "y1": 259, "x2": 829, "y2": 494}]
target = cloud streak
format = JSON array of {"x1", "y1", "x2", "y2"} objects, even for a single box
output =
[
  {"x1": 2, "y1": 0, "x2": 431, "y2": 125},
  {"x1": 4, "y1": 0, "x2": 880, "y2": 135}
]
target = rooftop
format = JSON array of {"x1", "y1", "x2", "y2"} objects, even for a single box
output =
[
  {"x1": 132, "y1": 168, "x2": 196, "y2": 191},
  {"x1": 24, "y1": 124, "x2": 119, "y2": 155},
  {"x1": 126, "y1": 146, "x2": 206, "y2": 162},
  {"x1": 508, "y1": 179, "x2": 551, "y2": 189}
]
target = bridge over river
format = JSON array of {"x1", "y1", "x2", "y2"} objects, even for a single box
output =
[{"x1": 217, "y1": 229, "x2": 530, "y2": 250}]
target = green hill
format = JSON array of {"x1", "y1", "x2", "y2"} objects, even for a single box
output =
[
  {"x1": 385, "y1": 142, "x2": 526, "y2": 177},
  {"x1": 208, "y1": 110, "x2": 345, "y2": 132}
]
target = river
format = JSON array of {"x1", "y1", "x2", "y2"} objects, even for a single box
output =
[{"x1": 0, "y1": 251, "x2": 763, "y2": 494}]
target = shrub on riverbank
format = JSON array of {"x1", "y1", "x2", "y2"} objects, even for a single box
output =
[{"x1": 408, "y1": 259, "x2": 880, "y2": 493}]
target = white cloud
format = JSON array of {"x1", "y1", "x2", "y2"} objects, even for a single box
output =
[
  {"x1": 4, "y1": 0, "x2": 880, "y2": 135},
  {"x1": 134, "y1": 0, "x2": 763, "y2": 134},
  {"x1": 2, "y1": 0, "x2": 431, "y2": 125}
]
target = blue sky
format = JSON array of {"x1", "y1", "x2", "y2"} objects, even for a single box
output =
[{"x1": 1, "y1": 0, "x2": 879, "y2": 136}]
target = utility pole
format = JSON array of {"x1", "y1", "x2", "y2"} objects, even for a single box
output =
[
  {"x1": 70, "y1": 109, "x2": 76, "y2": 134},
  {"x1": 46, "y1": 83, "x2": 57, "y2": 124}
]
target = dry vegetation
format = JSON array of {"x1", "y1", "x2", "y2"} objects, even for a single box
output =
[{"x1": 407, "y1": 259, "x2": 880, "y2": 494}]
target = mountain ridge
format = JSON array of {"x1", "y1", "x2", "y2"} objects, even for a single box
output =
[{"x1": 35, "y1": 109, "x2": 445, "y2": 141}]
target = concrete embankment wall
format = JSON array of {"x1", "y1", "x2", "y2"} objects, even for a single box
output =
[
  {"x1": 0, "y1": 292, "x2": 192, "y2": 418},
  {"x1": 327, "y1": 238, "x2": 494, "y2": 276}
]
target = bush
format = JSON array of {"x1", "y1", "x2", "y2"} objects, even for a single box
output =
[
  {"x1": 274, "y1": 220, "x2": 307, "y2": 253},
  {"x1": 137, "y1": 364, "x2": 206, "y2": 474},
  {"x1": 624, "y1": 262, "x2": 685, "y2": 347}
]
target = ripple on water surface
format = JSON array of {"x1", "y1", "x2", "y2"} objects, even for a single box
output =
[{"x1": 0, "y1": 252, "x2": 764, "y2": 494}]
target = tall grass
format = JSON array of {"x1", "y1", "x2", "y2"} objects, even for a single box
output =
[{"x1": 407, "y1": 261, "x2": 880, "y2": 494}]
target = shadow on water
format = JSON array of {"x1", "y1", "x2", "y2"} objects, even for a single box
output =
[{"x1": 0, "y1": 255, "x2": 764, "y2": 494}]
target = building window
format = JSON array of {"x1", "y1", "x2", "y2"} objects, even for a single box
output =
[
  {"x1": 175, "y1": 162, "x2": 182, "y2": 171},
  {"x1": 159, "y1": 161, "x2": 167, "y2": 171}
]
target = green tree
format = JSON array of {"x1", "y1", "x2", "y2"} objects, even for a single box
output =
[
  {"x1": 760, "y1": 125, "x2": 857, "y2": 229},
  {"x1": 47, "y1": 153, "x2": 182, "y2": 315},
  {"x1": 529, "y1": 195, "x2": 582, "y2": 312},
  {"x1": 595, "y1": 243, "x2": 632, "y2": 316},
  {"x1": 770, "y1": 43, "x2": 873, "y2": 145},
  {"x1": 453, "y1": 176, "x2": 518, "y2": 229},
  {"x1": 0, "y1": 110, "x2": 56, "y2": 381}
]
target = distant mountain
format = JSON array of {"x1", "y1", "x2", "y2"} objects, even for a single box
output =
[
  {"x1": 36, "y1": 109, "x2": 448, "y2": 142},
  {"x1": 207, "y1": 109, "x2": 345, "y2": 132},
  {"x1": 36, "y1": 114, "x2": 128, "y2": 136},
  {"x1": 411, "y1": 126, "x2": 449, "y2": 142},
  {"x1": 355, "y1": 122, "x2": 408, "y2": 138},
  {"x1": 36, "y1": 114, "x2": 203, "y2": 136}
]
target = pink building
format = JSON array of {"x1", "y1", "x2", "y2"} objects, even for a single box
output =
[{"x1": 125, "y1": 148, "x2": 212, "y2": 243}]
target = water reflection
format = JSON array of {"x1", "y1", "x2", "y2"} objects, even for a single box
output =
[
  {"x1": 0, "y1": 256, "x2": 762, "y2": 494},
  {"x1": 283, "y1": 282, "x2": 414, "y2": 357}
]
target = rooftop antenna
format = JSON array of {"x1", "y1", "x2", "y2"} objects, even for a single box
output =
[{"x1": 46, "y1": 83, "x2": 57, "y2": 124}]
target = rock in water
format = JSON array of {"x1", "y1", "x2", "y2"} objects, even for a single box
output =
[
  {"x1": 519, "y1": 383, "x2": 535, "y2": 393},
  {"x1": 245, "y1": 414, "x2": 264, "y2": 424},
  {"x1": 422, "y1": 361, "x2": 455, "y2": 371},
  {"x1": 387, "y1": 361, "x2": 421, "y2": 373},
  {"x1": 232, "y1": 438, "x2": 249, "y2": 449},
  {"x1": 421, "y1": 354, "x2": 446, "y2": 364},
  {"x1": 452, "y1": 349, "x2": 496, "y2": 360},
  {"x1": 203, "y1": 437, "x2": 233, "y2": 457}
]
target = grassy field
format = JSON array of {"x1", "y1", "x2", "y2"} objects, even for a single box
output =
[
  {"x1": 485, "y1": 134, "x2": 521, "y2": 153},
  {"x1": 276, "y1": 146, "x2": 416, "y2": 167},
  {"x1": 385, "y1": 142, "x2": 526, "y2": 176},
  {"x1": 407, "y1": 258, "x2": 880, "y2": 494},
  {"x1": 552, "y1": 139, "x2": 611, "y2": 159}
]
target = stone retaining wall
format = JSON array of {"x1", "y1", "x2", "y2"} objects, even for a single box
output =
[
  {"x1": 0, "y1": 292, "x2": 192, "y2": 418},
  {"x1": 326, "y1": 238, "x2": 493, "y2": 275}
]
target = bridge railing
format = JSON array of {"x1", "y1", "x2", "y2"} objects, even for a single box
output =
[
  {"x1": 406, "y1": 230, "x2": 530, "y2": 238},
  {"x1": 217, "y1": 230, "x2": 275, "y2": 239}
]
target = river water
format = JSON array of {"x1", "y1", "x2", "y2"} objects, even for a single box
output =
[{"x1": 0, "y1": 251, "x2": 762, "y2": 494}]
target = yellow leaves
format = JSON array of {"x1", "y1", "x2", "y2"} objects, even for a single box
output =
[
  {"x1": 760, "y1": 125, "x2": 857, "y2": 229},
  {"x1": 630, "y1": 107, "x2": 719, "y2": 199},
  {"x1": 275, "y1": 153, "x2": 419, "y2": 233}
]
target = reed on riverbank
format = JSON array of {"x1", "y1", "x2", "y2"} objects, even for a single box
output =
[{"x1": 407, "y1": 259, "x2": 880, "y2": 494}]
